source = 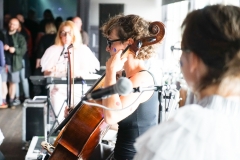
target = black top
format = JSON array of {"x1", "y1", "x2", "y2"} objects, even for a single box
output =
[
  {"x1": 5, "y1": 33, "x2": 14, "y2": 65},
  {"x1": 36, "y1": 34, "x2": 56, "y2": 59},
  {"x1": 114, "y1": 70, "x2": 159, "y2": 160}
]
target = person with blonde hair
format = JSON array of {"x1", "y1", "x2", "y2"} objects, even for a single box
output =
[
  {"x1": 35, "y1": 22, "x2": 57, "y2": 69},
  {"x1": 41, "y1": 20, "x2": 99, "y2": 122},
  {"x1": 134, "y1": 4, "x2": 240, "y2": 160}
]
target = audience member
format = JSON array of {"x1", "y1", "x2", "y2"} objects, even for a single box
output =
[
  {"x1": 24, "y1": 9, "x2": 39, "y2": 75},
  {"x1": 72, "y1": 16, "x2": 89, "y2": 45},
  {"x1": 134, "y1": 4, "x2": 240, "y2": 160},
  {"x1": 36, "y1": 22, "x2": 57, "y2": 70},
  {"x1": 3, "y1": 12, "x2": 11, "y2": 30},
  {"x1": 1, "y1": 18, "x2": 27, "y2": 109},
  {"x1": 33, "y1": 22, "x2": 57, "y2": 96},
  {"x1": 41, "y1": 20, "x2": 99, "y2": 122},
  {"x1": 13, "y1": 14, "x2": 31, "y2": 104},
  {"x1": 66, "y1": 16, "x2": 73, "y2": 21},
  {"x1": 0, "y1": 40, "x2": 6, "y2": 108},
  {"x1": 24, "y1": 9, "x2": 39, "y2": 47},
  {"x1": 54, "y1": 16, "x2": 63, "y2": 31},
  {"x1": 35, "y1": 9, "x2": 55, "y2": 51},
  {"x1": 39, "y1": 9, "x2": 55, "y2": 33}
]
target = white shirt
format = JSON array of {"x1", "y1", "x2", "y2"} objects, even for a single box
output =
[
  {"x1": 134, "y1": 95, "x2": 240, "y2": 160},
  {"x1": 41, "y1": 44, "x2": 100, "y2": 78}
]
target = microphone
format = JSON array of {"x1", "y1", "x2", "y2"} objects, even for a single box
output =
[
  {"x1": 133, "y1": 84, "x2": 177, "y2": 93},
  {"x1": 60, "y1": 44, "x2": 68, "y2": 56},
  {"x1": 83, "y1": 77, "x2": 133, "y2": 100}
]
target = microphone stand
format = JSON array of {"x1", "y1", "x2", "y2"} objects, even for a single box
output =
[
  {"x1": 158, "y1": 90, "x2": 164, "y2": 123},
  {"x1": 48, "y1": 44, "x2": 73, "y2": 138},
  {"x1": 134, "y1": 85, "x2": 179, "y2": 123},
  {"x1": 160, "y1": 85, "x2": 179, "y2": 123}
]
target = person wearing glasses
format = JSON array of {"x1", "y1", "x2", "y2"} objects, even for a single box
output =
[
  {"x1": 134, "y1": 4, "x2": 240, "y2": 160},
  {"x1": 100, "y1": 14, "x2": 160, "y2": 160},
  {"x1": 41, "y1": 20, "x2": 99, "y2": 122}
]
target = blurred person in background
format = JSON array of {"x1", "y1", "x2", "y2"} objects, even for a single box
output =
[
  {"x1": 41, "y1": 20, "x2": 99, "y2": 122},
  {"x1": 33, "y1": 22, "x2": 57, "y2": 96},
  {"x1": 0, "y1": 40, "x2": 6, "y2": 108},
  {"x1": 72, "y1": 16, "x2": 89, "y2": 45},
  {"x1": 12, "y1": 14, "x2": 32, "y2": 104},
  {"x1": 1, "y1": 18, "x2": 26, "y2": 109}
]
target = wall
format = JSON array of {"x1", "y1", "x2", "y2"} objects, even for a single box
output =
[{"x1": 89, "y1": 0, "x2": 162, "y2": 26}]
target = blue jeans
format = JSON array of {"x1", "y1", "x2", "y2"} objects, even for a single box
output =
[{"x1": 16, "y1": 60, "x2": 29, "y2": 98}]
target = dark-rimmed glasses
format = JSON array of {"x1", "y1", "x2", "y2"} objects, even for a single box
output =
[{"x1": 106, "y1": 38, "x2": 123, "y2": 48}]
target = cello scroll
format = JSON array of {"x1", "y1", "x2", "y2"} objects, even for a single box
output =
[{"x1": 128, "y1": 21, "x2": 165, "y2": 53}]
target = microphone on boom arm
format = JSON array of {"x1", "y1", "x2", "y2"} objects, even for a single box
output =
[
  {"x1": 60, "y1": 44, "x2": 73, "y2": 57},
  {"x1": 60, "y1": 44, "x2": 68, "y2": 56},
  {"x1": 133, "y1": 84, "x2": 177, "y2": 93},
  {"x1": 82, "y1": 77, "x2": 133, "y2": 100}
]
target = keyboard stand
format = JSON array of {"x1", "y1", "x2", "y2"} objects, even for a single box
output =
[{"x1": 46, "y1": 86, "x2": 67, "y2": 141}]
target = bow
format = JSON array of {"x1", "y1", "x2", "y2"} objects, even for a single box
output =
[{"x1": 66, "y1": 44, "x2": 73, "y2": 108}]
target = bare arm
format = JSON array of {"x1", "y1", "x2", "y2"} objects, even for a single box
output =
[
  {"x1": 102, "y1": 51, "x2": 154, "y2": 125},
  {"x1": 44, "y1": 71, "x2": 52, "y2": 76},
  {"x1": 36, "y1": 59, "x2": 41, "y2": 68}
]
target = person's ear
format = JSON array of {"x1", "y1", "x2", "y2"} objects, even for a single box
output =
[
  {"x1": 188, "y1": 52, "x2": 199, "y2": 73},
  {"x1": 127, "y1": 38, "x2": 134, "y2": 45}
]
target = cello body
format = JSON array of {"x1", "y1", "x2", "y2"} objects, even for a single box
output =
[
  {"x1": 49, "y1": 76, "x2": 109, "y2": 160},
  {"x1": 47, "y1": 21, "x2": 165, "y2": 160}
]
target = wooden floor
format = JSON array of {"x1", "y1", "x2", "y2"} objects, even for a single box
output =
[{"x1": 0, "y1": 105, "x2": 27, "y2": 160}]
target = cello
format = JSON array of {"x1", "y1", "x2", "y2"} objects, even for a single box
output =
[{"x1": 43, "y1": 21, "x2": 165, "y2": 160}]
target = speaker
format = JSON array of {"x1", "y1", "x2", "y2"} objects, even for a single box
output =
[
  {"x1": 99, "y1": 4, "x2": 124, "y2": 66},
  {"x1": 22, "y1": 96, "x2": 47, "y2": 142}
]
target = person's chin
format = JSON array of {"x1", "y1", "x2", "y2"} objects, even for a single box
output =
[{"x1": 110, "y1": 52, "x2": 117, "y2": 56}]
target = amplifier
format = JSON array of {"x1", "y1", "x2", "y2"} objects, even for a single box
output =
[{"x1": 22, "y1": 96, "x2": 47, "y2": 142}]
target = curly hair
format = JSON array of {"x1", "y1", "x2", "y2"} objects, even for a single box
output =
[
  {"x1": 100, "y1": 14, "x2": 155, "y2": 60},
  {"x1": 181, "y1": 4, "x2": 240, "y2": 90}
]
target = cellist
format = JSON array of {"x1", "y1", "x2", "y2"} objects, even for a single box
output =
[{"x1": 100, "y1": 14, "x2": 161, "y2": 160}]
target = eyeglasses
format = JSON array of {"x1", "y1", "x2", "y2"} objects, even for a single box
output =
[
  {"x1": 60, "y1": 31, "x2": 72, "y2": 37},
  {"x1": 106, "y1": 38, "x2": 123, "y2": 48},
  {"x1": 170, "y1": 46, "x2": 191, "y2": 53}
]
